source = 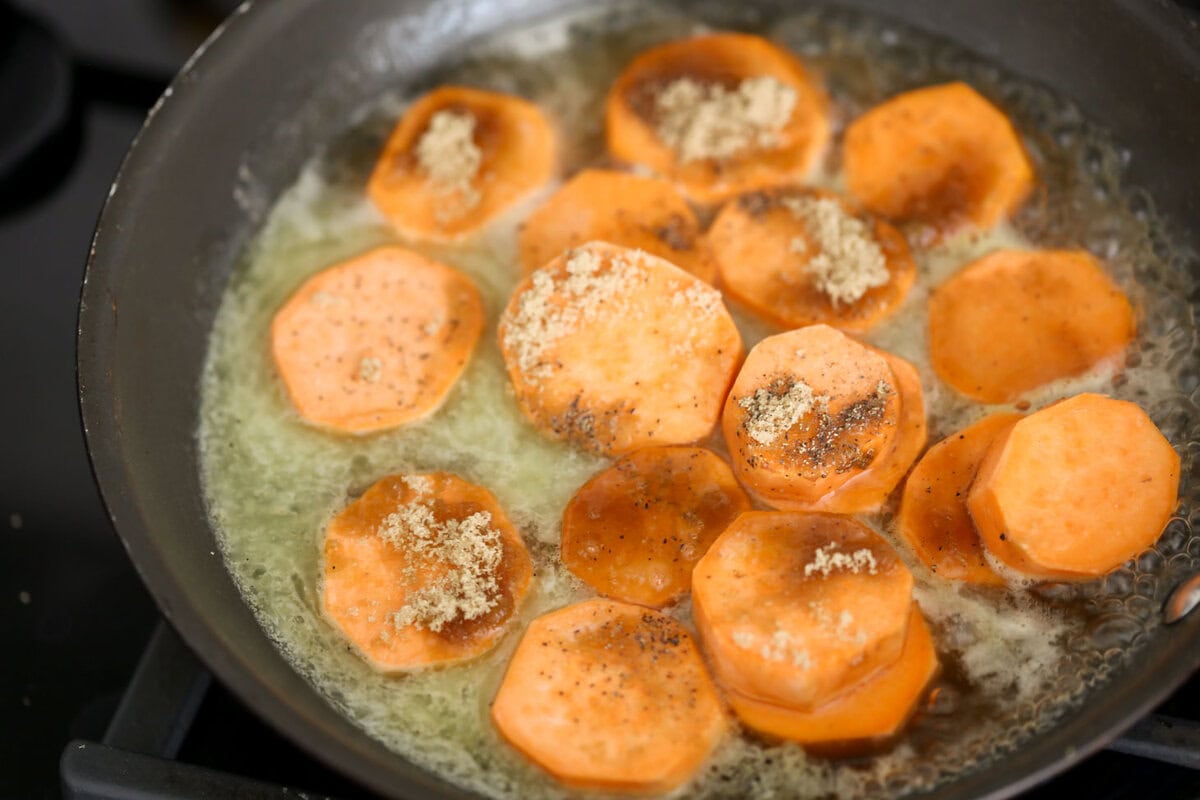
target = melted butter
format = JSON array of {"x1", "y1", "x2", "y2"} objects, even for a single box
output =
[{"x1": 198, "y1": 3, "x2": 1200, "y2": 798}]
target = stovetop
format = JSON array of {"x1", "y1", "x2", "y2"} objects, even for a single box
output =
[{"x1": 3, "y1": 1, "x2": 1199, "y2": 798}]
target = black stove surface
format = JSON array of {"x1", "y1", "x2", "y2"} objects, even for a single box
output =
[{"x1": 2, "y1": 2, "x2": 1199, "y2": 799}]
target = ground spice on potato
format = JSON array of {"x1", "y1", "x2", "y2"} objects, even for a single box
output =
[
  {"x1": 737, "y1": 377, "x2": 825, "y2": 446},
  {"x1": 788, "y1": 380, "x2": 893, "y2": 473},
  {"x1": 503, "y1": 247, "x2": 645, "y2": 379}
]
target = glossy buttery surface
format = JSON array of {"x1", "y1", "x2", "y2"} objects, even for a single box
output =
[{"x1": 198, "y1": 4, "x2": 1200, "y2": 798}]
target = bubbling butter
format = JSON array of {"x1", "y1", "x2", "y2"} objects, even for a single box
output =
[{"x1": 198, "y1": 3, "x2": 1200, "y2": 798}]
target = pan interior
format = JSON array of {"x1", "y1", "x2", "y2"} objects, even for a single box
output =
[{"x1": 175, "y1": 1, "x2": 1197, "y2": 798}]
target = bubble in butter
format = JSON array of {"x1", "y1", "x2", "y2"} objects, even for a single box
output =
[{"x1": 199, "y1": 3, "x2": 1200, "y2": 798}]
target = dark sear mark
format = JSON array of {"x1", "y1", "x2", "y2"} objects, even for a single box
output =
[
  {"x1": 651, "y1": 213, "x2": 695, "y2": 251},
  {"x1": 737, "y1": 190, "x2": 775, "y2": 219}
]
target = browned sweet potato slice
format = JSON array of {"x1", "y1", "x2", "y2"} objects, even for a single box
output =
[
  {"x1": 708, "y1": 187, "x2": 916, "y2": 331},
  {"x1": 897, "y1": 413, "x2": 1021, "y2": 585},
  {"x1": 721, "y1": 325, "x2": 911, "y2": 512},
  {"x1": 560, "y1": 446, "x2": 750, "y2": 607},
  {"x1": 322, "y1": 472, "x2": 532, "y2": 671},
  {"x1": 606, "y1": 33, "x2": 830, "y2": 204},
  {"x1": 368, "y1": 86, "x2": 557, "y2": 241},
  {"x1": 844, "y1": 82, "x2": 1034, "y2": 242}
]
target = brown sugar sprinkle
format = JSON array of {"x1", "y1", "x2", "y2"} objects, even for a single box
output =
[
  {"x1": 377, "y1": 490, "x2": 504, "y2": 633},
  {"x1": 415, "y1": 109, "x2": 483, "y2": 216},
  {"x1": 782, "y1": 194, "x2": 890, "y2": 307},
  {"x1": 804, "y1": 541, "x2": 880, "y2": 578},
  {"x1": 502, "y1": 247, "x2": 646, "y2": 380},
  {"x1": 653, "y1": 76, "x2": 798, "y2": 162},
  {"x1": 670, "y1": 282, "x2": 722, "y2": 319},
  {"x1": 357, "y1": 357, "x2": 383, "y2": 384},
  {"x1": 808, "y1": 601, "x2": 869, "y2": 648},
  {"x1": 737, "y1": 376, "x2": 826, "y2": 446}
]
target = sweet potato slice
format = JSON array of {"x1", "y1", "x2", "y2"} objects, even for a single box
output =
[
  {"x1": 321, "y1": 472, "x2": 533, "y2": 672},
  {"x1": 721, "y1": 325, "x2": 905, "y2": 511},
  {"x1": 518, "y1": 168, "x2": 716, "y2": 282},
  {"x1": 928, "y1": 249, "x2": 1135, "y2": 403},
  {"x1": 606, "y1": 33, "x2": 830, "y2": 204},
  {"x1": 843, "y1": 82, "x2": 1034, "y2": 242},
  {"x1": 897, "y1": 413, "x2": 1022, "y2": 585},
  {"x1": 968, "y1": 394, "x2": 1180, "y2": 580},
  {"x1": 803, "y1": 350, "x2": 927, "y2": 514},
  {"x1": 692, "y1": 512, "x2": 914, "y2": 712},
  {"x1": 498, "y1": 241, "x2": 743, "y2": 455},
  {"x1": 368, "y1": 86, "x2": 557, "y2": 242},
  {"x1": 271, "y1": 246, "x2": 484, "y2": 434},
  {"x1": 708, "y1": 187, "x2": 916, "y2": 331},
  {"x1": 726, "y1": 606, "x2": 938, "y2": 752},
  {"x1": 490, "y1": 598, "x2": 727, "y2": 794},
  {"x1": 561, "y1": 446, "x2": 751, "y2": 608}
]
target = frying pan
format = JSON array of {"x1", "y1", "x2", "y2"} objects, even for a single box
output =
[{"x1": 76, "y1": 0, "x2": 1200, "y2": 797}]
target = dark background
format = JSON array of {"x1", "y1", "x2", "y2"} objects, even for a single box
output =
[
  {"x1": 2, "y1": 1, "x2": 1199, "y2": 798},
  {"x1": 1, "y1": 1, "x2": 226, "y2": 797}
]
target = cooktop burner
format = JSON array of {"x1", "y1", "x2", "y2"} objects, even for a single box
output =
[{"x1": 3, "y1": 2, "x2": 1199, "y2": 798}]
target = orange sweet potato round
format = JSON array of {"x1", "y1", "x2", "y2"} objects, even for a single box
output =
[
  {"x1": 722, "y1": 325, "x2": 925, "y2": 513},
  {"x1": 499, "y1": 242, "x2": 742, "y2": 455},
  {"x1": 968, "y1": 394, "x2": 1179, "y2": 580},
  {"x1": 322, "y1": 472, "x2": 532, "y2": 671},
  {"x1": 692, "y1": 512, "x2": 914, "y2": 712},
  {"x1": 491, "y1": 598, "x2": 726, "y2": 793},
  {"x1": 561, "y1": 446, "x2": 750, "y2": 607},
  {"x1": 708, "y1": 187, "x2": 916, "y2": 331},
  {"x1": 271, "y1": 246, "x2": 484, "y2": 434},
  {"x1": 844, "y1": 81, "x2": 1034, "y2": 242},
  {"x1": 928, "y1": 249, "x2": 1135, "y2": 403},
  {"x1": 607, "y1": 33, "x2": 830, "y2": 204},
  {"x1": 726, "y1": 607, "x2": 938, "y2": 751},
  {"x1": 369, "y1": 86, "x2": 557, "y2": 241}
]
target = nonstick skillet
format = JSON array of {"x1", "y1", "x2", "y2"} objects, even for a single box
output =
[{"x1": 77, "y1": 1, "x2": 1200, "y2": 797}]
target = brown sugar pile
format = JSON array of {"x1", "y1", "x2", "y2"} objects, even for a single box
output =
[
  {"x1": 737, "y1": 377, "x2": 825, "y2": 446},
  {"x1": 503, "y1": 247, "x2": 646, "y2": 380},
  {"x1": 377, "y1": 484, "x2": 505, "y2": 633},
  {"x1": 654, "y1": 76, "x2": 797, "y2": 162},
  {"x1": 784, "y1": 195, "x2": 889, "y2": 306},
  {"x1": 415, "y1": 109, "x2": 483, "y2": 214}
]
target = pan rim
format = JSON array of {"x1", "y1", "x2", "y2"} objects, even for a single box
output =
[{"x1": 76, "y1": 1, "x2": 1200, "y2": 798}]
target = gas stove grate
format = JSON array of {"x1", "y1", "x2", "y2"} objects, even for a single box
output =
[{"x1": 62, "y1": 624, "x2": 331, "y2": 800}]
